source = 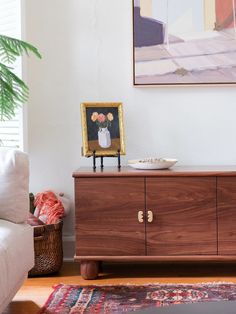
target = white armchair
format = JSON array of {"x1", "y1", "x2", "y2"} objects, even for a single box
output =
[{"x1": 0, "y1": 150, "x2": 34, "y2": 313}]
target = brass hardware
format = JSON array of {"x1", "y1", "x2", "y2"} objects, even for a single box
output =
[
  {"x1": 147, "y1": 210, "x2": 154, "y2": 223},
  {"x1": 138, "y1": 211, "x2": 144, "y2": 223}
]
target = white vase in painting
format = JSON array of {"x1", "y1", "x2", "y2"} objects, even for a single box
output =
[{"x1": 98, "y1": 127, "x2": 111, "y2": 148}]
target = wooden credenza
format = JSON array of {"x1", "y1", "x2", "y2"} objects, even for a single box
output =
[{"x1": 73, "y1": 166, "x2": 236, "y2": 279}]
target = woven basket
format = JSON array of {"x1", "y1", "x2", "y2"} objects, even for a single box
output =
[{"x1": 29, "y1": 220, "x2": 63, "y2": 276}]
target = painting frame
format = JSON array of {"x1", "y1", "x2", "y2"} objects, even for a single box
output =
[
  {"x1": 132, "y1": 0, "x2": 236, "y2": 87},
  {"x1": 81, "y1": 102, "x2": 126, "y2": 157}
]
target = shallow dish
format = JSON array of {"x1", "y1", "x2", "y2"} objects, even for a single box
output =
[{"x1": 128, "y1": 158, "x2": 178, "y2": 170}]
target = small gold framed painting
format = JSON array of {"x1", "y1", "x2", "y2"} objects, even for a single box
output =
[{"x1": 81, "y1": 102, "x2": 126, "y2": 157}]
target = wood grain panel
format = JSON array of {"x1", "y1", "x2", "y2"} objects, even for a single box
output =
[
  {"x1": 146, "y1": 177, "x2": 217, "y2": 256},
  {"x1": 218, "y1": 177, "x2": 236, "y2": 255},
  {"x1": 75, "y1": 255, "x2": 236, "y2": 262},
  {"x1": 73, "y1": 166, "x2": 236, "y2": 178},
  {"x1": 75, "y1": 177, "x2": 145, "y2": 256}
]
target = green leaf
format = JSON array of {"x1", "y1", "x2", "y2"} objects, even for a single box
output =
[
  {"x1": 0, "y1": 35, "x2": 41, "y2": 121},
  {"x1": 0, "y1": 63, "x2": 29, "y2": 120},
  {"x1": 0, "y1": 35, "x2": 42, "y2": 64}
]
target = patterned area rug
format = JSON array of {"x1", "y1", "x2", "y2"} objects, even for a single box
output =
[{"x1": 39, "y1": 283, "x2": 236, "y2": 314}]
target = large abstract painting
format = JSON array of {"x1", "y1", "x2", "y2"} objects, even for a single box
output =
[{"x1": 133, "y1": 0, "x2": 236, "y2": 85}]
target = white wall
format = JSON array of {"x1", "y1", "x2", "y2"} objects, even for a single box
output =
[{"x1": 25, "y1": 0, "x2": 236, "y2": 259}]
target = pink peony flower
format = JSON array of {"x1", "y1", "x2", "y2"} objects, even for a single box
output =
[{"x1": 97, "y1": 114, "x2": 106, "y2": 123}]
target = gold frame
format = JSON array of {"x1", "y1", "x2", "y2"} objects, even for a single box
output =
[{"x1": 81, "y1": 102, "x2": 126, "y2": 157}]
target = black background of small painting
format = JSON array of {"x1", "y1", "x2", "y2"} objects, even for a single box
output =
[{"x1": 86, "y1": 107, "x2": 120, "y2": 141}]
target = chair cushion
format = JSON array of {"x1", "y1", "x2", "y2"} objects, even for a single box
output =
[
  {"x1": 0, "y1": 150, "x2": 29, "y2": 223},
  {"x1": 0, "y1": 219, "x2": 34, "y2": 305}
]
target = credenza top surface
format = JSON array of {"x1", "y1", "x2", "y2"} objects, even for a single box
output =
[{"x1": 73, "y1": 166, "x2": 236, "y2": 178}]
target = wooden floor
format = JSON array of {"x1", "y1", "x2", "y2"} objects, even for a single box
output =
[{"x1": 4, "y1": 262, "x2": 236, "y2": 314}]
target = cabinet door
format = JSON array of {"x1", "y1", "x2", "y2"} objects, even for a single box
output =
[
  {"x1": 146, "y1": 177, "x2": 217, "y2": 256},
  {"x1": 218, "y1": 177, "x2": 236, "y2": 255},
  {"x1": 75, "y1": 177, "x2": 145, "y2": 256}
]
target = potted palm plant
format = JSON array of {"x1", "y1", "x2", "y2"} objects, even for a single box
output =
[{"x1": 0, "y1": 34, "x2": 41, "y2": 121}]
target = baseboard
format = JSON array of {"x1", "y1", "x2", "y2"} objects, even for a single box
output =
[
  {"x1": 63, "y1": 257, "x2": 74, "y2": 262},
  {"x1": 63, "y1": 235, "x2": 75, "y2": 261}
]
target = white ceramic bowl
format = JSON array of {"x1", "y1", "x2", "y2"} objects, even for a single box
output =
[{"x1": 128, "y1": 158, "x2": 178, "y2": 170}]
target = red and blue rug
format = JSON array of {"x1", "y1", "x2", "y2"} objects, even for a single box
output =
[{"x1": 39, "y1": 283, "x2": 236, "y2": 314}]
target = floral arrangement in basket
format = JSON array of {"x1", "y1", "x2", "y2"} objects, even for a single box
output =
[{"x1": 91, "y1": 112, "x2": 114, "y2": 148}]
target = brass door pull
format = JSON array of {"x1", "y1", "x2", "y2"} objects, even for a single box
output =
[
  {"x1": 148, "y1": 210, "x2": 154, "y2": 223},
  {"x1": 138, "y1": 211, "x2": 144, "y2": 223}
]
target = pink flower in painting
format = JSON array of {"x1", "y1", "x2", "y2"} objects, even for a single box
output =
[
  {"x1": 91, "y1": 112, "x2": 98, "y2": 122},
  {"x1": 97, "y1": 114, "x2": 106, "y2": 123},
  {"x1": 91, "y1": 111, "x2": 113, "y2": 130}
]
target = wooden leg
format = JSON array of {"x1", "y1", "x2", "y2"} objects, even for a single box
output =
[{"x1": 80, "y1": 261, "x2": 99, "y2": 280}]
